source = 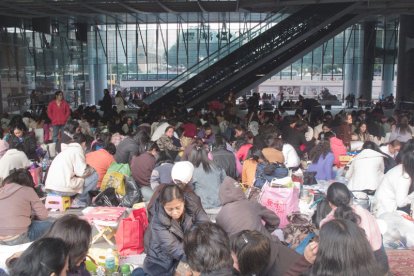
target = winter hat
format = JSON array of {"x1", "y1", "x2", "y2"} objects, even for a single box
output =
[
  {"x1": 0, "y1": 140, "x2": 9, "y2": 158},
  {"x1": 171, "y1": 161, "x2": 194, "y2": 184}
]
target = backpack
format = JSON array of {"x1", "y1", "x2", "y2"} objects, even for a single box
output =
[{"x1": 253, "y1": 162, "x2": 289, "y2": 189}]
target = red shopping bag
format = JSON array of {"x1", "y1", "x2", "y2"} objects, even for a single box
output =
[
  {"x1": 115, "y1": 208, "x2": 148, "y2": 256},
  {"x1": 259, "y1": 183, "x2": 299, "y2": 228}
]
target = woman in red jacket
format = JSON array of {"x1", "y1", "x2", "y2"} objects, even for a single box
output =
[{"x1": 47, "y1": 91, "x2": 71, "y2": 143}]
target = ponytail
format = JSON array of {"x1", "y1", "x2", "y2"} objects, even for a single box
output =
[
  {"x1": 327, "y1": 182, "x2": 361, "y2": 225},
  {"x1": 334, "y1": 203, "x2": 361, "y2": 224}
]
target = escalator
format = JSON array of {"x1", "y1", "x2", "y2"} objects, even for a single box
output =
[{"x1": 144, "y1": 3, "x2": 364, "y2": 109}]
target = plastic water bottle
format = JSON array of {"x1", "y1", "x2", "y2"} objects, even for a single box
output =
[
  {"x1": 42, "y1": 152, "x2": 49, "y2": 171},
  {"x1": 105, "y1": 249, "x2": 116, "y2": 274}
]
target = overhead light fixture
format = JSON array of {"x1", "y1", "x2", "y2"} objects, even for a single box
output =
[{"x1": 256, "y1": 74, "x2": 265, "y2": 77}]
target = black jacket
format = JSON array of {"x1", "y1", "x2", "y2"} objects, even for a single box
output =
[
  {"x1": 143, "y1": 195, "x2": 209, "y2": 276},
  {"x1": 7, "y1": 134, "x2": 37, "y2": 160},
  {"x1": 260, "y1": 240, "x2": 302, "y2": 276}
]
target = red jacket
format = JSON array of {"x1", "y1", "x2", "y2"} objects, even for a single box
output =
[
  {"x1": 47, "y1": 100, "x2": 70, "y2": 126},
  {"x1": 330, "y1": 137, "x2": 347, "y2": 167}
]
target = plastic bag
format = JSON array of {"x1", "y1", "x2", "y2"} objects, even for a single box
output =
[
  {"x1": 107, "y1": 162, "x2": 131, "y2": 177},
  {"x1": 120, "y1": 177, "x2": 143, "y2": 208},
  {"x1": 101, "y1": 171, "x2": 126, "y2": 196},
  {"x1": 259, "y1": 183, "x2": 299, "y2": 228}
]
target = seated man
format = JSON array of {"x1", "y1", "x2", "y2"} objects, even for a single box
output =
[{"x1": 45, "y1": 133, "x2": 98, "y2": 208}]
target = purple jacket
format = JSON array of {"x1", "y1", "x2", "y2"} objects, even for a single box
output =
[{"x1": 307, "y1": 152, "x2": 335, "y2": 180}]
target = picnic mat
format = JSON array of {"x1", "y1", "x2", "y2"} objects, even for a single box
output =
[{"x1": 387, "y1": 249, "x2": 414, "y2": 276}]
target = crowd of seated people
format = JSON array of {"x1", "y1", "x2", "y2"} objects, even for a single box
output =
[{"x1": 1, "y1": 93, "x2": 414, "y2": 275}]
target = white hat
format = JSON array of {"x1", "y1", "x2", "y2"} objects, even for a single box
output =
[{"x1": 171, "y1": 161, "x2": 194, "y2": 184}]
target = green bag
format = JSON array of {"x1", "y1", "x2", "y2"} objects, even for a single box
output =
[{"x1": 107, "y1": 162, "x2": 131, "y2": 177}]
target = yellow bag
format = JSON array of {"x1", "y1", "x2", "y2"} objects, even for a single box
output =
[{"x1": 100, "y1": 171, "x2": 126, "y2": 196}]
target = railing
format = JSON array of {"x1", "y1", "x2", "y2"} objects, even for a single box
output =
[{"x1": 144, "y1": 9, "x2": 292, "y2": 104}]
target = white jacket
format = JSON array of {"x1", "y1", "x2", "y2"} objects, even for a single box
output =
[
  {"x1": 0, "y1": 149, "x2": 31, "y2": 181},
  {"x1": 45, "y1": 143, "x2": 87, "y2": 194},
  {"x1": 282, "y1": 143, "x2": 300, "y2": 168},
  {"x1": 346, "y1": 149, "x2": 385, "y2": 191},
  {"x1": 375, "y1": 164, "x2": 414, "y2": 217}
]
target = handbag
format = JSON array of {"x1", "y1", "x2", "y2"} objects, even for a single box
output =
[
  {"x1": 120, "y1": 177, "x2": 143, "y2": 208},
  {"x1": 259, "y1": 183, "x2": 299, "y2": 228},
  {"x1": 93, "y1": 187, "x2": 120, "y2": 207},
  {"x1": 303, "y1": 171, "x2": 317, "y2": 185},
  {"x1": 115, "y1": 208, "x2": 148, "y2": 256}
]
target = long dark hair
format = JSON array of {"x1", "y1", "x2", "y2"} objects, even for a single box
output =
[
  {"x1": 402, "y1": 149, "x2": 414, "y2": 194},
  {"x1": 43, "y1": 214, "x2": 92, "y2": 272},
  {"x1": 396, "y1": 116, "x2": 412, "y2": 135},
  {"x1": 159, "y1": 185, "x2": 185, "y2": 206},
  {"x1": 2, "y1": 169, "x2": 34, "y2": 188},
  {"x1": 188, "y1": 145, "x2": 212, "y2": 172},
  {"x1": 309, "y1": 219, "x2": 381, "y2": 276},
  {"x1": 9, "y1": 237, "x2": 68, "y2": 276},
  {"x1": 309, "y1": 140, "x2": 331, "y2": 163},
  {"x1": 326, "y1": 182, "x2": 361, "y2": 224},
  {"x1": 396, "y1": 139, "x2": 414, "y2": 164},
  {"x1": 231, "y1": 230, "x2": 270, "y2": 275}
]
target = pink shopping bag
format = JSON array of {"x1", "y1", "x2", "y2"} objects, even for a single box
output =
[{"x1": 259, "y1": 184, "x2": 300, "y2": 228}]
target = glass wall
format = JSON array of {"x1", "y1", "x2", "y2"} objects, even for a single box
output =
[
  {"x1": 0, "y1": 13, "x2": 399, "y2": 112},
  {"x1": 0, "y1": 21, "x2": 86, "y2": 113},
  {"x1": 88, "y1": 12, "x2": 269, "y2": 101}
]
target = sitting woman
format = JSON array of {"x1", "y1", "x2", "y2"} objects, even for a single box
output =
[
  {"x1": 242, "y1": 146, "x2": 262, "y2": 187},
  {"x1": 305, "y1": 219, "x2": 383, "y2": 276},
  {"x1": 345, "y1": 141, "x2": 387, "y2": 192},
  {"x1": 353, "y1": 121, "x2": 371, "y2": 142},
  {"x1": 8, "y1": 237, "x2": 69, "y2": 276},
  {"x1": 122, "y1": 116, "x2": 135, "y2": 136},
  {"x1": 86, "y1": 140, "x2": 116, "y2": 189},
  {"x1": 306, "y1": 139, "x2": 335, "y2": 181},
  {"x1": 216, "y1": 176, "x2": 280, "y2": 241},
  {"x1": 143, "y1": 185, "x2": 209, "y2": 275},
  {"x1": 56, "y1": 120, "x2": 80, "y2": 153},
  {"x1": 7, "y1": 122, "x2": 37, "y2": 160},
  {"x1": 188, "y1": 145, "x2": 226, "y2": 210},
  {"x1": 43, "y1": 214, "x2": 92, "y2": 275},
  {"x1": 0, "y1": 169, "x2": 50, "y2": 245},
  {"x1": 45, "y1": 133, "x2": 99, "y2": 208},
  {"x1": 150, "y1": 151, "x2": 174, "y2": 191},
  {"x1": 375, "y1": 144, "x2": 414, "y2": 216},
  {"x1": 231, "y1": 230, "x2": 301, "y2": 276},
  {"x1": 320, "y1": 182, "x2": 388, "y2": 274}
]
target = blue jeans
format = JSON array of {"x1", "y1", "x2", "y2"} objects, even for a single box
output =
[
  {"x1": 52, "y1": 125, "x2": 64, "y2": 143},
  {"x1": 76, "y1": 172, "x2": 99, "y2": 205},
  {"x1": 132, "y1": 268, "x2": 147, "y2": 276},
  {"x1": 28, "y1": 219, "x2": 53, "y2": 241}
]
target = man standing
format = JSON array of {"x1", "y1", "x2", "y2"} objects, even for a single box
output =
[{"x1": 47, "y1": 91, "x2": 70, "y2": 143}]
